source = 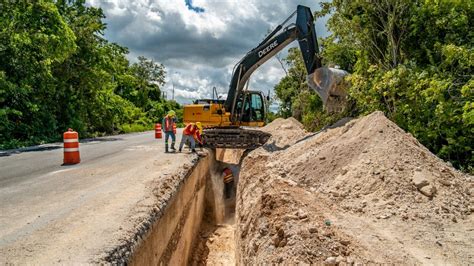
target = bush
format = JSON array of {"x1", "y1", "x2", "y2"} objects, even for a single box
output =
[{"x1": 119, "y1": 123, "x2": 152, "y2": 134}]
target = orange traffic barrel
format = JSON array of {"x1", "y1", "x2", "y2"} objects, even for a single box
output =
[
  {"x1": 155, "y1": 123, "x2": 162, "y2": 139},
  {"x1": 63, "y1": 128, "x2": 80, "y2": 164},
  {"x1": 173, "y1": 124, "x2": 177, "y2": 135}
]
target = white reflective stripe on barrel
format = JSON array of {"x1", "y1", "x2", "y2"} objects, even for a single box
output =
[
  {"x1": 64, "y1": 148, "x2": 79, "y2": 152},
  {"x1": 64, "y1": 139, "x2": 79, "y2": 143}
]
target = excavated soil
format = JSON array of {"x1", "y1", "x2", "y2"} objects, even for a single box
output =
[
  {"x1": 236, "y1": 111, "x2": 473, "y2": 265},
  {"x1": 260, "y1": 117, "x2": 309, "y2": 150}
]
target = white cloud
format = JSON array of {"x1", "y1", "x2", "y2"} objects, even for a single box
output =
[{"x1": 87, "y1": 0, "x2": 329, "y2": 104}]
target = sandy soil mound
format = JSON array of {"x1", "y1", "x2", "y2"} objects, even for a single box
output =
[
  {"x1": 260, "y1": 117, "x2": 309, "y2": 148},
  {"x1": 236, "y1": 111, "x2": 473, "y2": 265}
]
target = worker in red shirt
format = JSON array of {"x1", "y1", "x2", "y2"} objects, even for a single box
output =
[{"x1": 178, "y1": 122, "x2": 202, "y2": 153}]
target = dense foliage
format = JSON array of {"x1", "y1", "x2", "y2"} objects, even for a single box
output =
[
  {"x1": 0, "y1": 0, "x2": 179, "y2": 149},
  {"x1": 274, "y1": 0, "x2": 473, "y2": 172}
]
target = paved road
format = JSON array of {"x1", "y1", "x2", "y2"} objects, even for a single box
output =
[
  {"x1": 0, "y1": 130, "x2": 180, "y2": 187},
  {"x1": 0, "y1": 129, "x2": 195, "y2": 264}
]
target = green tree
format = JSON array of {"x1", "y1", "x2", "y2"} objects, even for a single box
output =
[
  {"x1": 0, "y1": 0, "x2": 180, "y2": 148},
  {"x1": 274, "y1": 48, "x2": 306, "y2": 118},
  {"x1": 0, "y1": 1, "x2": 76, "y2": 146},
  {"x1": 125, "y1": 56, "x2": 166, "y2": 109},
  {"x1": 274, "y1": 0, "x2": 473, "y2": 171}
]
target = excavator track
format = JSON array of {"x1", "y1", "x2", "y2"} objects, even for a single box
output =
[{"x1": 202, "y1": 127, "x2": 271, "y2": 150}]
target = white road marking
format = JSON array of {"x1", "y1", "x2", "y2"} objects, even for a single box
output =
[{"x1": 49, "y1": 168, "x2": 75, "y2": 175}]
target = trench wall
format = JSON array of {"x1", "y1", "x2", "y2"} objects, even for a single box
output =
[{"x1": 130, "y1": 155, "x2": 211, "y2": 265}]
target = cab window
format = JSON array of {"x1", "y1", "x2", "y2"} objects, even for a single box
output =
[{"x1": 251, "y1": 94, "x2": 264, "y2": 121}]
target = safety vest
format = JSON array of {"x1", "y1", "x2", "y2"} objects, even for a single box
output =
[
  {"x1": 163, "y1": 116, "x2": 175, "y2": 132},
  {"x1": 223, "y1": 168, "x2": 233, "y2": 184}
]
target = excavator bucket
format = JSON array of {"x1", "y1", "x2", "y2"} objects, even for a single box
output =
[{"x1": 307, "y1": 67, "x2": 349, "y2": 113}]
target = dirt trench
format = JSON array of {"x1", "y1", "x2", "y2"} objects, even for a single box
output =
[
  {"x1": 115, "y1": 148, "x2": 243, "y2": 265},
  {"x1": 188, "y1": 148, "x2": 244, "y2": 265}
]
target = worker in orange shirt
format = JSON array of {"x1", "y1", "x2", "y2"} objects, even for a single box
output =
[{"x1": 178, "y1": 122, "x2": 202, "y2": 153}]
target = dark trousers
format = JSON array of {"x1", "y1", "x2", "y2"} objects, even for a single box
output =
[
  {"x1": 165, "y1": 131, "x2": 176, "y2": 148},
  {"x1": 224, "y1": 180, "x2": 234, "y2": 199}
]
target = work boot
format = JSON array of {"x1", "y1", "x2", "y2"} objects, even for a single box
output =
[
  {"x1": 178, "y1": 148, "x2": 182, "y2": 152},
  {"x1": 171, "y1": 144, "x2": 176, "y2": 151},
  {"x1": 192, "y1": 149, "x2": 197, "y2": 153},
  {"x1": 165, "y1": 145, "x2": 169, "y2": 153}
]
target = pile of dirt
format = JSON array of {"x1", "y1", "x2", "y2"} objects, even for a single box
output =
[
  {"x1": 236, "y1": 111, "x2": 473, "y2": 265},
  {"x1": 260, "y1": 117, "x2": 309, "y2": 149}
]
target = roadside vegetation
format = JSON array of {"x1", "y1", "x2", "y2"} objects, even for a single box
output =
[
  {"x1": 0, "y1": 0, "x2": 179, "y2": 149},
  {"x1": 274, "y1": 0, "x2": 473, "y2": 172}
]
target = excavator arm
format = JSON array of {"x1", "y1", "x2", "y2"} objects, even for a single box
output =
[
  {"x1": 225, "y1": 5, "x2": 322, "y2": 121},
  {"x1": 201, "y1": 5, "x2": 349, "y2": 150}
]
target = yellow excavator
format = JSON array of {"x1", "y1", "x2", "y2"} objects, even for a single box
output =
[{"x1": 183, "y1": 5, "x2": 348, "y2": 149}]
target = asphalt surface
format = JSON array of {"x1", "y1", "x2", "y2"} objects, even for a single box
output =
[
  {"x1": 0, "y1": 129, "x2": 194, "y2": 264},
  {"x1": 0, "y1": 131, "x2": 177, "y2": 187}
]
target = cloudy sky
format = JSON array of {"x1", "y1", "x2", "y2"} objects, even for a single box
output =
[{"x1": 87, "y1": 0, "x2": 330, "y2": 104}]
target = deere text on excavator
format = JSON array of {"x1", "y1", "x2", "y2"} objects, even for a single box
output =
[{"x1": 183, "y1": 5, "x2": 348, "y2": 149}]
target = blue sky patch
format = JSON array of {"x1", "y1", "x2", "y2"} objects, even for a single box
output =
[{"x1": 185, "y1": 0, "x2": 205, "y2": 13}]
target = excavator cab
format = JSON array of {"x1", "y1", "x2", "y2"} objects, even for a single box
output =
[{"x1": 234, "y1": 91, "x2": 266, "y2": 127}]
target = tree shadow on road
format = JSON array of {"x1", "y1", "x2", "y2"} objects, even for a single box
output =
[
  {"x1": 0, "y1": 137, "x2": 125, "y2": 157},
  {"x1": 0, "y1": 145, "x2": 63, "y2": 157},
  {"x1": 81, "y1": 137, "x2": 123, "y2": 143}
]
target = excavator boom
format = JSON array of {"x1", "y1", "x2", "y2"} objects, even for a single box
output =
[
  {"x1": 187, "y1": 5, "x2": 349, "y2": 149},
  {"x1": 225, "y1": 5, "x2": 320, "y2": 120}
]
